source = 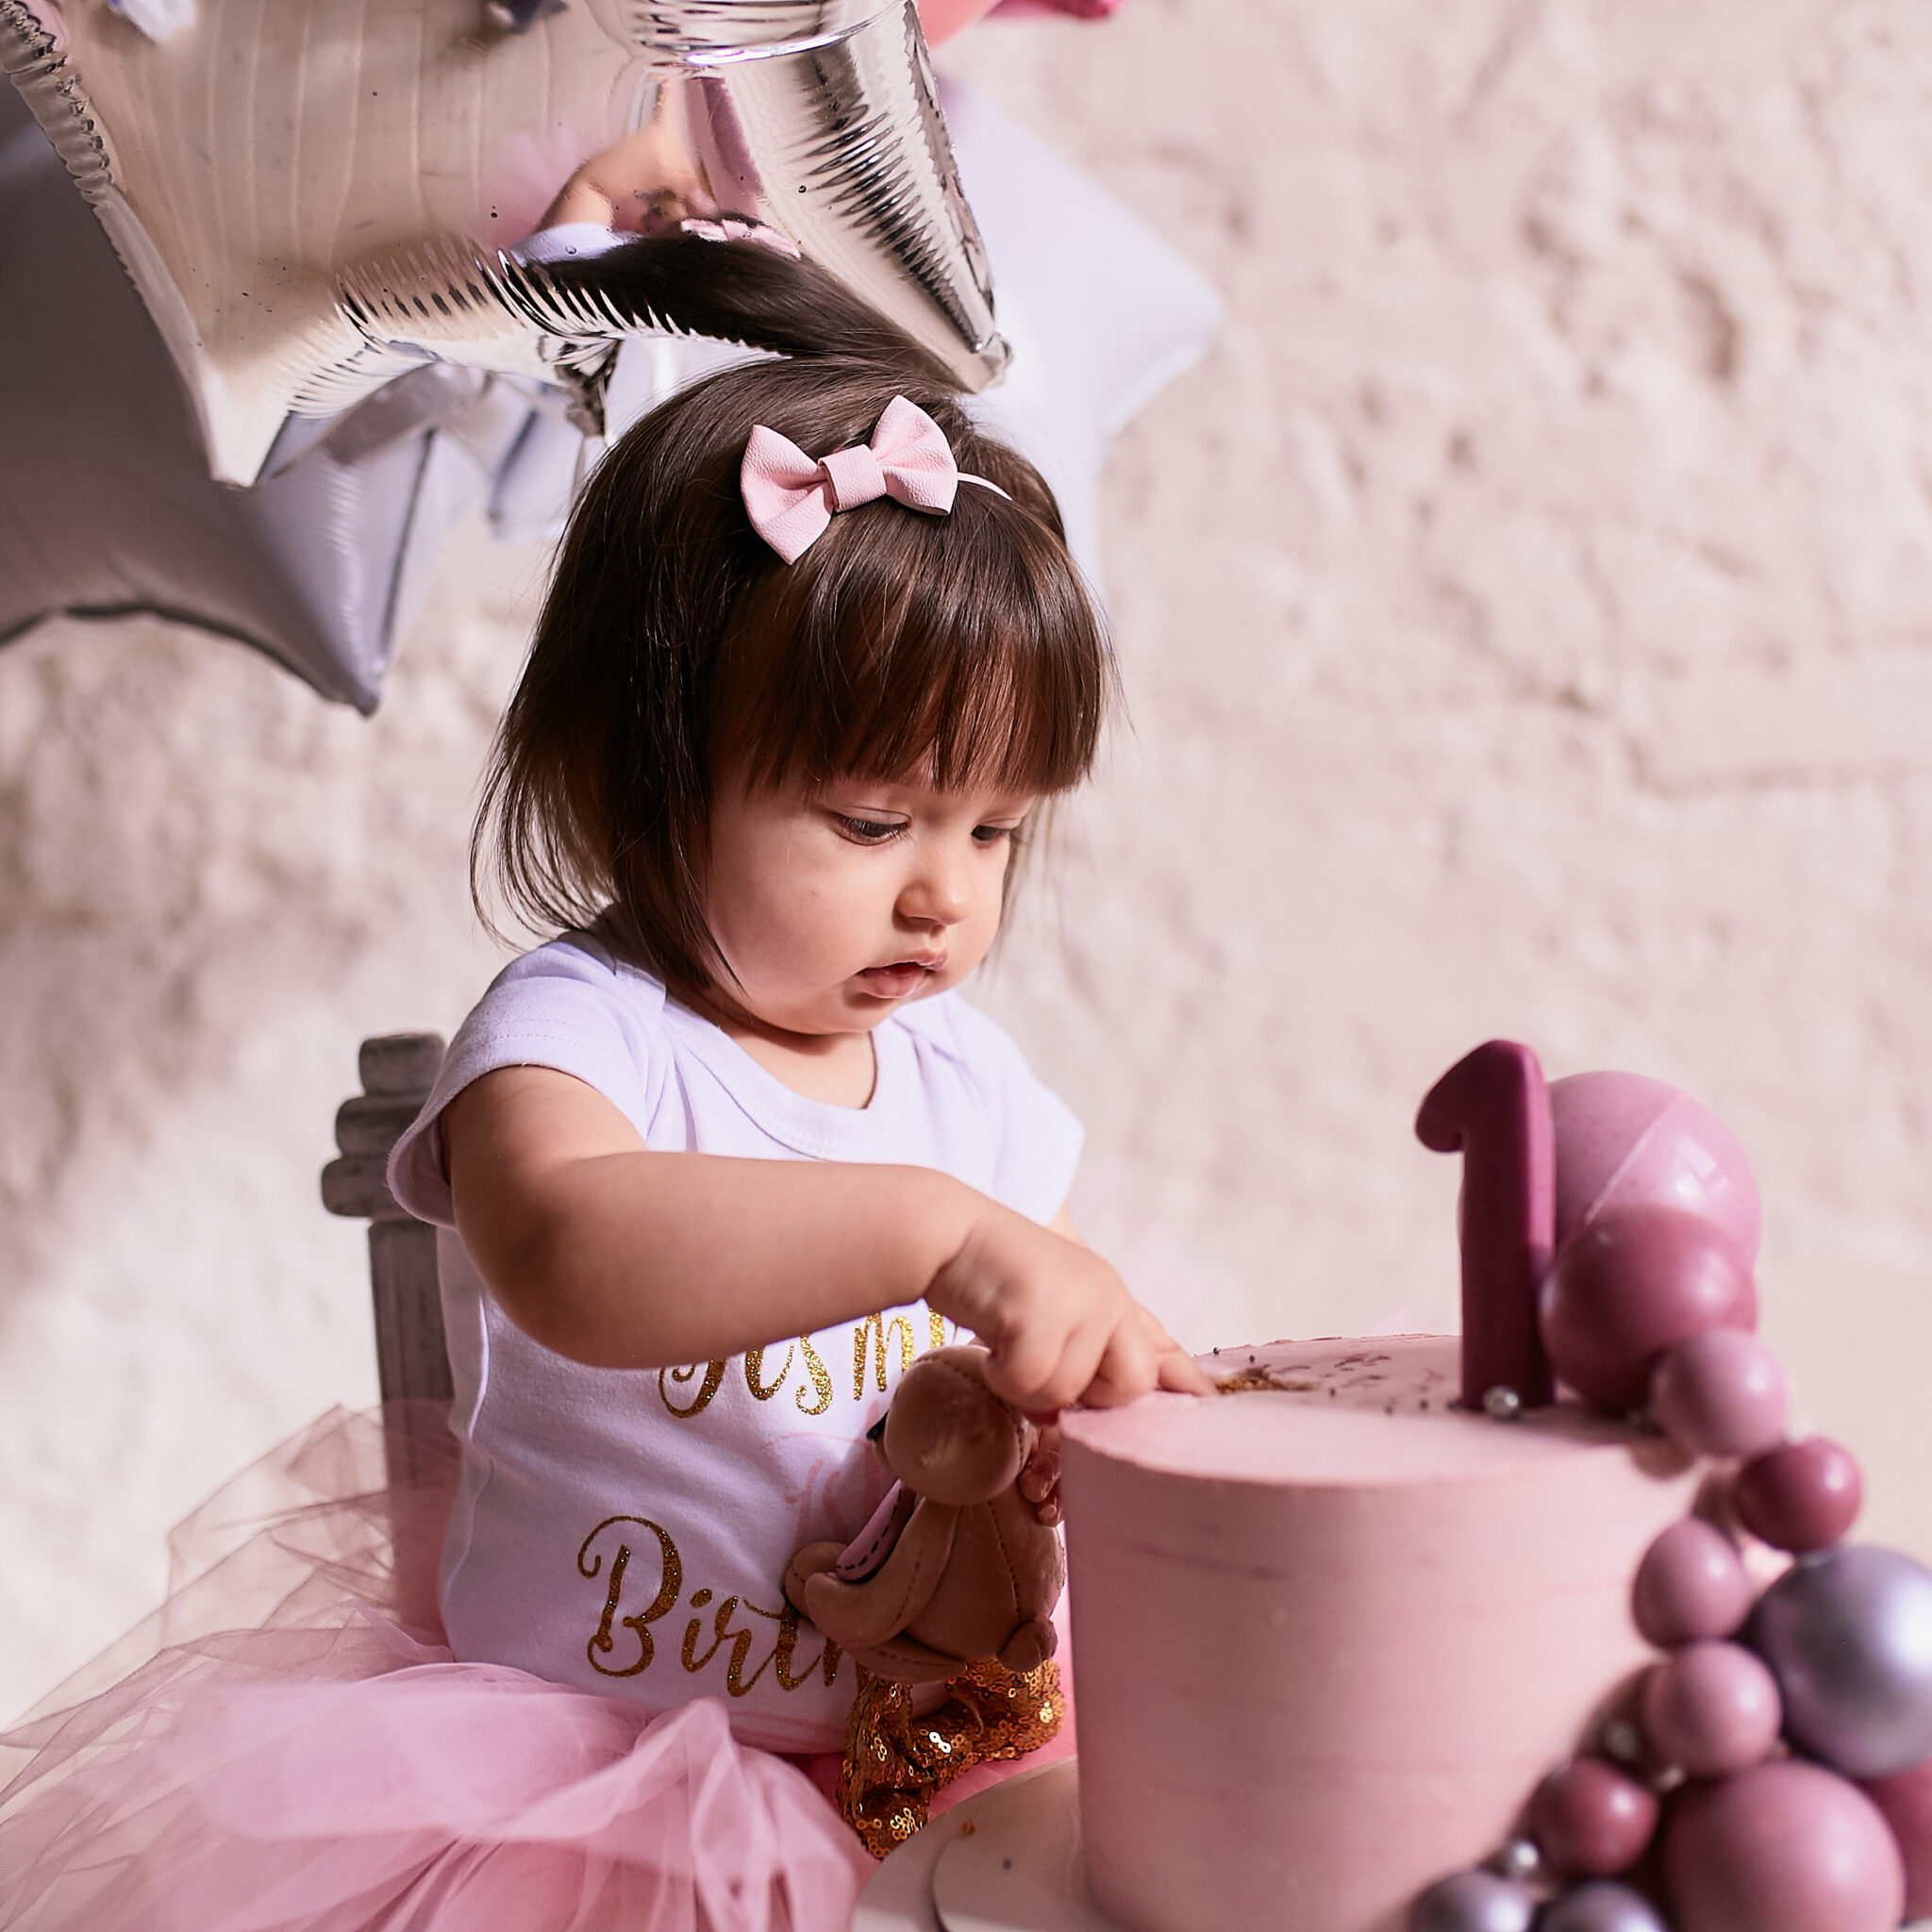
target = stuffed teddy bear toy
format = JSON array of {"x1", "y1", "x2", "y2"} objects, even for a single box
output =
[{"x1": 784, "y1": 1344, "x2": 1065, "y2": 1684}]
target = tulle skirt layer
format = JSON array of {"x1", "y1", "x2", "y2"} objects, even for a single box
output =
[{"x1": 0, "y1": 1407, "x2": 874, "y2": 1932}]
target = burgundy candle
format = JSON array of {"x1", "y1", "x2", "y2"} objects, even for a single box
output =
[{"x1": 1415, "y1": 1039, "x2": 1557, "y2": 1410}]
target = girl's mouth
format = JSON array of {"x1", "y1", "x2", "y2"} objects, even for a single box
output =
[{"x1": 857, "y1": 958, "x2": 941, "y2": 999}]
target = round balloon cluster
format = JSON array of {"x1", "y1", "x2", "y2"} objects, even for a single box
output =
[{"x1": 1411, "y1": 1073, "x2": 1932, "y2": 1932}]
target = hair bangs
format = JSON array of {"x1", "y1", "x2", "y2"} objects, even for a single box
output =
[{"x1": 719, "y1": 484, "x2": 1108, "y2": 803}]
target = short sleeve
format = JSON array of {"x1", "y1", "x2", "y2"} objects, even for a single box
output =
[
  {"x1": 388, "y1": 937, "x2": 666, "y2": 1226},
  {"x1": 919, "y1": 995, "x2": 1085, "y2": 1225}
]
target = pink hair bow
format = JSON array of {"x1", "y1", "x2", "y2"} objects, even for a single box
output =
[{"x1": 740, "y1": 395, "x2": 1003, "y2": 565}]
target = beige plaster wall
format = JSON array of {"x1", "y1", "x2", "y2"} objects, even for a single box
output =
[{"x1": 8, "y1": 0, "x2": 1932, "y2": 1719}]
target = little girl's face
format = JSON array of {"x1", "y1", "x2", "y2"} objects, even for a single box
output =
[{"x1": 701, "y1": 769, "x2": 1035, "y2": 1040}]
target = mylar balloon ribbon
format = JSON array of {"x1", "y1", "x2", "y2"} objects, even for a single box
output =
[{"x1": 0, "y1": 0, "x2": 1007, "y2": 487}]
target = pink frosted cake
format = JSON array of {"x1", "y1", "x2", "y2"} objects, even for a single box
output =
[
  {"x1": 1052, "y1": 1043, "x2": 1932, "y2": 1932},
  {"x1": 1060, "y1": 1336, "x2": 1694, "y2": 1932}
]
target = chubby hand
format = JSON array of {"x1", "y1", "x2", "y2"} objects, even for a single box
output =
[
  {"x1": 1019, "y1": 1424, "x2": 1062, "y2": 1526},
  {"x1": 927, "y1": 1202, "x2": 1211, "y2": 1416}
]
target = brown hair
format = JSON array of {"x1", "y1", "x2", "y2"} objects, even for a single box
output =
[{"x1": 475, "y1": 243, "x2": 1113, "y2": 995}]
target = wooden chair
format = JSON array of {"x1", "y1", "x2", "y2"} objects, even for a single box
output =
[
  {"x1": 320, "y1": 1031, "x2": 458, "y2": 1638},
  {"x1": 320, "y1": 1031, "x2": 452, "y2": 1407}
]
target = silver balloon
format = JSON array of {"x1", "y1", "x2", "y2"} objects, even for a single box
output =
[
  {"x1": 0, "y1": 79, "x2": 582, "y2": 708},
  {"x1": 1750, "y1": 1543, "x2": 1932, "y2": 1779},
  {"x1": 1408, "y1": 1871, "x2": 1538, "y2": 1932},
  {"x1": 0, "y1": 58, "x2": 1218, "y2": 710},
  {"x1": 1, "y1": 0, "x2": 1005, "y2": 486},
  {"x1": 1539, "y1": 1882, "x2": 1669, "y2": 1932}
]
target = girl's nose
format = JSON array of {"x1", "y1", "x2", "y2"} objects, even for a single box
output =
[{"x1": 899, "y1": 851, "x2": 972, "y2": 927}]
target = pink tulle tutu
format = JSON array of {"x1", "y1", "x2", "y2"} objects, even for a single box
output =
[{"x1": 0, "y1": 1407, "x2": 882, "y2": 1931}]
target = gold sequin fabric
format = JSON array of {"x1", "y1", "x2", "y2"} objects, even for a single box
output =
[{"x1": 838, "y1": 1658, "x2": 1066, "y2": 1858}]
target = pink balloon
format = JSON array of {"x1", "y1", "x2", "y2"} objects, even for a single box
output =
[
  {"x1": 1633, "y1": 1518, "x2": 1756, "y2": 1648},
  {"x1": 1641, "y1": 1642, "x2": 1782, "y2": 1777},
  {"x1": 1651, "y1": 1331, "x2": 1789, "y2": 1459},
  {"x1": 1540, "y1": 1206, "x2": 1757, "y2": 1411},
  {"x1": 1735, "y1": 1438, "x2": 1863, "y2": 1554},
  {"x1": 1862, "y1": 1754, "x2": 1932, "y2": 1923},
  {"x1": 1663, "y1": 1759, "x2": 1905, "y2": 1932},
  {"x1": 1528, "y1": 1757, "x2": 1660, "y2": 1877},
  {"x1": 1550, "y1": 1073, "x2": 1761, "y2": 1266}
]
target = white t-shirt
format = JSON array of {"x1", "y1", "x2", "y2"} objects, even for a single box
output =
[{"x1": 389, "y1": 932, "x2": 1082, "y2": 1753}]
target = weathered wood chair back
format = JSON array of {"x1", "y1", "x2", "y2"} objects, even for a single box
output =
[
  {"x1": 320, "y1": 1031, "x2": 453, "y2": 1404},
  {"x1": 319, "y1": 1033, "x2": 458, "y2": 1625}
]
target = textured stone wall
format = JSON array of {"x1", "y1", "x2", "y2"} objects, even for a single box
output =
[{"x1": 8, "y1": 1, "x2": 1932, "y2": 1717}]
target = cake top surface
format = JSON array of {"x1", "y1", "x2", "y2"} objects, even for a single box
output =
[{"x1": 1060, "y1": 1335, "x2": 1682, "y2": 1487}]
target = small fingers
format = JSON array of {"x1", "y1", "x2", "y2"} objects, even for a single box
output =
[
  {"x1": 1158, "y1": 1341, "x2": 1215, "y2": 1395},
  {"x1": 983, "y1": 1323, "x2": 1077, "y2": 1414},
  {"x1": 1078, "y1": 1313, "x2": 1164, "y2": 1408},
  {"x1": 1018, "y1": 1428, "x2": 1061, "y2": 1522},
  {"x1": 1017, "y1": 1431, "x2": 1060, "y2": 1504},
  {"x1": 991, "y1": 1302, "x2": 1121, "y2": 1414}
]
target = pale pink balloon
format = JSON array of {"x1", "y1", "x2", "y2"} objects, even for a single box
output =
[
  {"x1": 1550, "y1": 1074, "x2": 1761, "y2": 1266},
  {"x1": 1651, "y1": 1331, "x2": 1789, "y2": 1458},
  {"x1": 1641, "y1": 1641, "x2": 1782, "y2": 1777},
  {"x1": 1632, "y1": 1518, "x2": 1755, "y2": 1648},
  {"x1": 1663, "y1": 1759, "x2": 1905, "y2": 1932}
]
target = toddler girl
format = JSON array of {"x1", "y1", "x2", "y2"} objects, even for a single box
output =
[
  {"x1": 0, "y1": 269, "x2": 1200, "y2": 1931},
  {"x1": 390, "y1": 337, "x2": 1202, "y2": 1730}
]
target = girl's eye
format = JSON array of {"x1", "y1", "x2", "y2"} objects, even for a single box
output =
[
  {"x1": 974, "y1": 824, "x2": 1020, "y2": 845},
  {"x1": 834, "y1": 815, "x2": 904, "y2": 843}
]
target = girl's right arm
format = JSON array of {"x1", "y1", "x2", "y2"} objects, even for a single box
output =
[{"x1": 444, "y1": 1063, "x2": 1208, "y2": 1413}]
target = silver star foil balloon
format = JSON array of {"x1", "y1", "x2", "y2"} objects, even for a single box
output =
[
  {"x1": 0, "y1": 59, "x2": 1218, "y2": 711},
  {"x1": 0, "y1": 77, "x2": 587, "y2": 709},
  {"x1": 1, "y1": 0, "x2": 1007, "y2": 487}
]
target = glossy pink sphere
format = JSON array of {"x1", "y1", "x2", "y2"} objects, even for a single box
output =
[
  {"x1": 1549, "y1": 1073, "x2": 1761, "y2": 1265},
  {"x1": 1735, "y1": 1438, "x2": 1863, "y2": 1554},
  {"x1": 1862, "y1": 1755, "x2": 1932, "y2": 1922},
  {"x1": 1633, "y1": 1518, "x2": 1756, "y2": 1648},
  {"x1": 1651, "y1": 1331, "x2": 1789, "y2": 1459},
  {"x1": 1662, "y1": 1759, "x2": 1905, "y2": 1932},
  {"x1": 1641, "y1": 1641, "x2": 1782, "y2": 1777},
  {"x1": 1540, "y1": 1206, "x2": 1757, "y2": 1411},
  {"x1": 1529, "y1": 1757, "x2": 1660, "y2": 1876}
]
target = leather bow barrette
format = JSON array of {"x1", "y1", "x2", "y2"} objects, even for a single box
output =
[{"x1": 740, "y1": 395, "x2": 1007, "y2": 565}]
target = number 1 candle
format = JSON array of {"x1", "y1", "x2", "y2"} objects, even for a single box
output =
[{"x1": 1415, "y1": 1039, "x2": 1557, "y2": 1411}]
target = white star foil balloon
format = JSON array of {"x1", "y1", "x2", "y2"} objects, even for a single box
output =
[{"x1": 0, "y1": 0, "x2": 1006, "y2": 486}]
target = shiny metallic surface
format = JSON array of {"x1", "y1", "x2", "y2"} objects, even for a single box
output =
[
  {"x1": 1539, "y1": 1881, "x2": 1669, "y2": 1932},
  {"x1": 0, "y1": 0, "x2": 1005, "y2": 485},
  {"x1": 1408, "y1": 1870, "x2": 1539, "y2": 1932},
  {"x1": 1750, "y1": 1544, "x2": 1932, "y2": 1779},
  {"x1": 1496, "y1": 1838, "x2": 1541, "y2": 1880}
]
